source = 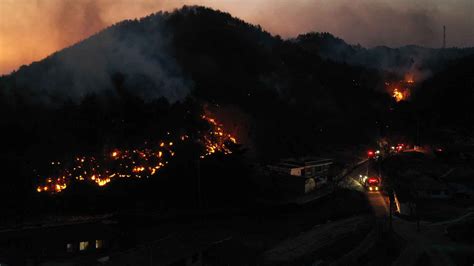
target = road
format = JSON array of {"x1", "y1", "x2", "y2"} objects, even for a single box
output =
[
  {"x1": 263, "y1": 215, "x2": 372, "y2": 265},
  {"x1": 340, "y1": 161, "x2": 389, "y2": 218},
  {"x1": 342, "y1": 160, "x2": 474, "y2": 266},
  {"x1": 332, "y1": 161, "x2": 393, "y2": 265},
  {"x1": 367, "y1": 192, "x2": 389, "y2": 218}
]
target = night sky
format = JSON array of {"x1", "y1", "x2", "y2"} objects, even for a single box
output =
[{"x1": 1, "y1": 0, "x2": 473, "y2": 74}]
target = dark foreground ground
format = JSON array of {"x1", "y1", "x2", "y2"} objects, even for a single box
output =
[
  {"x1": 2, "y1": 153, "x2": 473, "y2": 266},
  {"x1": 0, "y1": 187, "x2": 373, "y2": 265}
]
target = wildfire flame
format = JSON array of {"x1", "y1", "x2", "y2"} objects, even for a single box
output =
[
  {"x1": 36, "y1": 115, "x2": 237, "y2": 194},
  {"x1": 404, "y1": 73, "x2": 415, "y2": 84},
  {"x1": 393, "y1": 88, "x2": 405, "y2": 102},
  {"x1": 388, "y1": 74, "x2": 414, "y2": 102},
  {"x1": 200, "y1": 115, "x2": 237, "y2": 158}
]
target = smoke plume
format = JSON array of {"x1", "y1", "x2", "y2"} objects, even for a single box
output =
[
  {"x1": 1, "y1": 0, "x2": 473, "y2": 75},
  {"x1": 3, "y1": 12, "x2": 192, "y2": 105}
]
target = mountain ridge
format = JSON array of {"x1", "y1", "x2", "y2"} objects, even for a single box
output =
[{"x1": 2, "y1": 5, "x2": 473, "y2": 107}]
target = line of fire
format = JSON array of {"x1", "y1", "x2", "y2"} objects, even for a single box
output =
[
  {"x1": 35, "y1": 114, "x2": 237, "y2": 194},
  {"x1": 34, "y1": 72, "x2": 414, "y2": 194}
]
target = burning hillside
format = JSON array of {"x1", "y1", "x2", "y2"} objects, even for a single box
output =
[
  {"x1": 392, "y1": 88, "x2": 409, "y2": 102},
  {"x1": 36, "y1": 114, "x2": 237, "y2": 194},
  {"x1": 200, "y1": 115, "x2": 236, "y2": 158},
  {"x1": 386, "y1": 74, "x2": 415, "y2": 102}
]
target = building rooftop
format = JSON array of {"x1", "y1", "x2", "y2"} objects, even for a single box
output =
[
  {"x1": 413, "y1": 176, "x2": 449, "y2": 191},
  {"x1": 281, "y1": 157, "x2": 333, "y2": 167},
  {"x1": 271, "y1": 163, "x2": 305, "y2": 169}
]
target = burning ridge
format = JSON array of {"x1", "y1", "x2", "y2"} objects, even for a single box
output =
[{"x1": 36, "y1": 114, "x2": 237, "y2": 194}]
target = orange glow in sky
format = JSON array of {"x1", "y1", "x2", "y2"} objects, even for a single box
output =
[{"x1": 1, "y1": 0, "x2": 473, "y2": 75}]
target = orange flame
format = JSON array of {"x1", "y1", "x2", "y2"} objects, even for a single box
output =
[
  {"x1": 393, "y1": 88, "x2": 404, "y2": 102},
  {"x1": 36, "y1": 114, "x2": 237, "y2": 194}
]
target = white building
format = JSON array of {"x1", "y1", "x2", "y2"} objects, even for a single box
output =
[{"x1": 267, "y1": 157, "x2": 333, "y2": 194}]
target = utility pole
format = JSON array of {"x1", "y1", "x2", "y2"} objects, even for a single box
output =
[
  {"x1": 379, "y1": 161, "x2": 392, "y2": 232},
  {"x1": 416, "y1": 118, "x2": 420, "y2": 147},
  {"x1": 389, "y1": 190, "x2": 393, "y2": 232},
  {"x1": 196, "y1": 159, "x2": 202, "y2": 209},
  {"x1": 413, "y1": 184, "x2": 420, "y2": 232},
  {"x1": 443, "y1": 25, "x2": 446, "y2": 49},
  {"x1": 380, "y1": 164, "x2": 389, "y2": 230},
  {"x1": 366, "y1": 160, "x2": 370, "y2": 178},
  {"x1": 149, "y1": 245, "x2": 153, "y2": 266}
]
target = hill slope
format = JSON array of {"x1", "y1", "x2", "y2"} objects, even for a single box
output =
[
  {"x1": 0, "y1": 6, "x2": 382, "y2": 107},
  {"x1": 0, "y1": 6, "x2": 472, "y2": 216},
  {"x1": 0, "y1": 6, "x2": 388, "y2": 154},
  {"x1": 1, "y1": 6, "x2": 471, "y2": 151},
  {"x1": 413, "y1": 54, "x2": 474, "y2": 143},
  {"x1": 0, "y1": 6, "x2": 394, "y2": 218}
]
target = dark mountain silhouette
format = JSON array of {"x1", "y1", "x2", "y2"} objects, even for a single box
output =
[
  {"x1": 0, "y1": 6, "x2": 389, "y2": 217},
  {"x1": 0, "y1": 6, "x2": 472, "y2": 218},
  {"x1": 295, "y1": 32, "x2": 474, "y2": 79},
  {"x1": 0, "y1": 10, "x2": 192, "y2": 105},
  {"x1": 0, "y1": 6, "x2": 389, "y2": 155},
  {"x1": 412, "y1": 54, "x2": 474, "y2": 144},
  {"x1": 1, "y1": 6, "x2": 384, "y2": 106},
  {"x1": 1, "y1": 5, "x2": 471, "y2": 163}
]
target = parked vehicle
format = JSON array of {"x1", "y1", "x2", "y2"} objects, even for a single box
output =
[{"x1": 365, "y1": 177, "x2": 381, "y2": 192}]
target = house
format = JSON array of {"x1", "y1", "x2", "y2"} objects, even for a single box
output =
[
  {"x1": 414, "y1": 176, "x2": 451, "y2": 199},
  {"x1": 268, "y1": 157, "x2": 333, "y2": 182},
  {"x1": 440, "y1": 167, "x2": 474, "y2": 199},
  {"x1": 0, "y1": 221, "x2": 123, "y2": 265},
  {"x1": 435, "y1": 145, "x2": 474, "y2": 162},
  {"x1": 267, "y1": 157, "x2": 333, "y2": 194},
  {"x1": 269, "y1": 173, "x2": 316, "y2": 195},
  {"x1": 0, "y1": 220, "x2": 253, "y2": 266},
  {"x1": 105, "y1": 235, "x2": 255, "y2": 266},
  {"x1": 394, "y1": 175, "x2": 454, "y2": 216}
]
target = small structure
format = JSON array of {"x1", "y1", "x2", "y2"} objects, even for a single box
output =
[
  {"x1": 435, "y1": 145, "x2": 474, "y2": 162},
  {"x1": 0, "y1": 221, "x2": 121, "y2": 265},
  {"x1": 414, "y1": 176, "x2": 451, "y2": 199},
  {"x1": 106, "y1": 235, "x2": 255, "y2": 266},
  {"x1": 267, "y1": 157, "x2": 333, "y2": 194}
]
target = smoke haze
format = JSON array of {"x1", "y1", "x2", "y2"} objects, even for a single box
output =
[
  {"x1": 3, "y1": 13, "x2": 191, "y2": 104},
  {"x1": 1, "y1": 0, "x2": 473, "y2": 74}
]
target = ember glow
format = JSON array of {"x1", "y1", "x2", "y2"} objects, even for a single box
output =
[
  {"x1": 36, "y1": 115, "x2": 237, "y2": 193},
  {"x1": 200, "y1": 115, "x2": 237, "y2": 158},
  {"x1": 405, "y1": 73, "x2": 415, "y2": 84},
  {"x1": 387, "y1": 75, "x2": 414, "y2": 102},
  {"x1": 393, "y1": 88, "x2": 405, "y2": 102}
]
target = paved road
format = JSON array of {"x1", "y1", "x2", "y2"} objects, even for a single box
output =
[
  {"x1": 366, "y1": 191, "x2": 389, "y2": 218},
  {"x1": 263, "y1": 215, "x2": 372, "y2": 265},
  {"x1": 340, "y1": 161, "x2": 390, "y2": 218},
  {"x1": 340, "y1": 160, "x2": 474, "y2": 266},
  {"x1": 345, "y1": 160, "x2": 474, "y2": 266},
  {"x1": 332, "y1": 161, "x2": 391, "y2": 265}
]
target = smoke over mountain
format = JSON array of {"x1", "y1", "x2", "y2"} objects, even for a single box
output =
[
  {"x1": 296, "y1": 31, "x2": 474, "y2": 86},
  {"x1": 1, "y1": 12, "x2": 192, "y2": 105},
  {"x1": 2, "y1": 0, "x2": 473, "y2": 75},
  {"x1": 47, "y1": 0, "x2": 107, "y2": 48},
  {"x1": 2, "y1": 5, "x2": 473, "y2": 106}
]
